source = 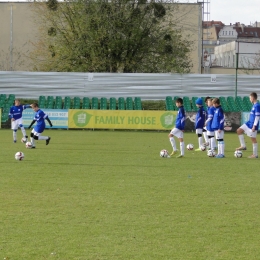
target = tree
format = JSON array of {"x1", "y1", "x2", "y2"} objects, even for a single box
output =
[
  {"x1": 30, "y1": 0, "x2": 193, "y2": 73},
  {"x1": 240, "y1": 51, "x2": 260, "y2": 75}
]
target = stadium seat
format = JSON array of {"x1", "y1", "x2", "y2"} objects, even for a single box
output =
[
  {"x1": 219, "y1": 96, "x2": 229, "y2": 112},
  {"x1": 64, "y1": 96, "x2": 71, "y2": 109},
  {"x1": 235, "y1": 96, "x2": 248, "y2": 112},
  {"x1": 73, "y1": 97, "x2": 81, "y2": 109},
  {"x1": 82, "y1": 97, "x2": 90, "y2": 109},
  {"x1": 54, "y1": 96, "x2": 62, "y2": 109},
  {"x1": 109, "y1": 97, "x2": 116, "y2": 110},
  {"x1": 118, "y1": 97, "x2": 125, "y2": 110},
  {"x1": 1, "y1": 112, "x2": 9, "y2": 123},
  {"x1": 39, "y1": 96, "x2": 46, "y2": 108},
  {"x1": 126, "y1": 97, "x2": 133, "y2": 110},
  {"x1": 134, "y1": 97, "x2": 142, "y2": 110},
  {"x1": 8, "y1": 94, "x2": 15, "y2": 102},
  {"x1": 227, "y1": 96, "x2": 239, "y2": 112},
  {"x1": 100, "y1": 97, "x2": 107, "y2": 110},
  {"x1": 165, "y1": 96, "x2": 174, "y2": 111},
  {"x1": 91, "y1": 97, "x2": 99, "y2": 109},
  {"x1": 46, "y1": 96, "x2": 54, "y2": 109},
  {"x1": 191, "y1": 97, "x2": 199, "y2": 112},
  {"x1": 243, "y1": 96, "x2": 252, "y2": 111},
  {"x1": 0, "y1": 94, "x2": 6, "y2": 101},
  {"x1": 183, "y1": 96, "x2": 192, "y2": 112}
]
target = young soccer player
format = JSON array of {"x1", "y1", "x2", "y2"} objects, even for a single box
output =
[
  {"x1": 204, "y1": 97, "x2": 217, "y2": 151},
  {"x1": 236, "y1": 92, "x2": 260, "y2": 158},
  {"x1": 28, "y1": 103, "x2": 53, "y2": 148},
  {"x1": 194, "y1": 98, "x2": 206, "y2": 151},
  {"x1": 168, "y1": 98, "x2": 185, "y2": 158},
  {"x1": 9, "y1": 99, "x2": 31, "y2": 143},
  {"x1": 211, "y1": 98, "x2": 225, "y2": 158}
]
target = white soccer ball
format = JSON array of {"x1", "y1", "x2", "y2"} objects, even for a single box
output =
[
  {"x1": 207, "y1": 149, "x2": 216, "y2": 157},
  {"x1": 200, "y1": 145, "x2": 206, "y2": 151},
  {"x1": 234, "y1": 150, "x2": 243, "y2": 158},
  {"x1": 15, "y1": 151, "x2": 24, "y2": 161},
  {"x1": 21, "y1": 137, "x2": 27, "y2": 143},
  {"x1": 160, "y1": 149, "x2": 169, "y2": 158},
  {"x1": 186, "y1": 144, "x2": 194, "y2": 150},
  {"x1": 25, "y1": 142, "x2": 32, "y2": 149}
]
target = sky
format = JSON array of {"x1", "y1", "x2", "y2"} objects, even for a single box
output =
[
  {"x1": 0, "y1": 0, "x2": 259, "y2": 26},
  {"x1": 183, "y1": 0, "x2": 260, "y2": 25}
]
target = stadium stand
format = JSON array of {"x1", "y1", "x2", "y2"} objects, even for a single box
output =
[
  {"x1": 243, "y1": 96, "x2": 252, "y2": 111},
  {"x1": 165, "y1": 96, "x2": 174, "y2": 111},
  {"x1": 109, "y1": 97, "x2": 116, "y2": 110},
  {"x1": 118, "y1": 97, "x2": 125, "y2": 110},
  {"x1": 183, "y1": 96, "x2": 192, "y2": 112},
  {"x1": 82, "y1": 97, "x2": 90, "y2": 109},
  {"x1": 46, "y1": 96, "x2": 54, "y2": 109},
  {"x1": 39, "y1": 96, "x2": 46, "y2": 108},
  {"x1": 73, "y1": 97, "x2": 81, "y2": 109},
  {"x1": 219, "y1": 96, "x2": 229, "y2": 112},
  {"x1": 134, "y1": 97, "x2": 142, "y2": 110},
  {"x1": 91, "y1": 97, "x2": 99, "y2": 109},
  {"x1": 54, "y1": 96, "x2": 63, "y2": 109},
  {"x1": 191, "y1": 97, "x2": 199, "y2": 112},
  {"x1": 64, "y1": 96, "x2": 71, "y2": 109},
  {"x1": 126, "y1": 97, "x2": 133, "y2": 110},
  {"x1": 100, "y1": 97, "x2": 107, "y2": 110},
  {"x1": 227, "y1": 96, "x2": 239, "y2": 112}
]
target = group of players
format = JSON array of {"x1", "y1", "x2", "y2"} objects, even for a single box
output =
[
  {"x1": 9, "y1": 100, "x2": 53, "y2": 148},
  {"x1": 169, "y1": 92, "x2": 260, "y2": 158}
]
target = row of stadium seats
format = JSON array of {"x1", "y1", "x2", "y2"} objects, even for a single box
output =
[
  {"x1": 0, "y1": 94, "x2": 16, "y2": 123},
  {"x1": 166, "y1": 96, "x2": 253, "y2": 112},
  {"x1": 38, "y1": 96, "x2": 143, "y2": 110}
]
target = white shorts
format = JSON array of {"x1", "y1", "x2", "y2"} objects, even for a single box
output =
[
  {"x1": 170, "y1": 128, "x2": 183, "y2": 138},
  {"x1": 11, "y1": 118, "x2": 23, "y2": 130},
  {"x1": 240, "y1": 124, "x2": 257, "y2": 138},
  {"x1": 215, "y1": 130, "x2": 224, "y2": 140},
  {"x1": 196, "y1": 128, "x2": 203, "y2": 134},
  {"x1": 31, "y1": 129, "x2": 41, "y2": 137},
  {"x1": 207, "y1": 130, "x2": 214, "y2": 136}
]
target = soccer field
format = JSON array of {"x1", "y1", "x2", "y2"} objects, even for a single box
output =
[{"x1": 1, "y1": 129, "x2": 260, "y2": 259}]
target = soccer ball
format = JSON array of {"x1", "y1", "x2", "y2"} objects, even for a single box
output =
[
  {"x1": 186, "y1": 144, "x2": 194, "y2": 150},
  {"x1": 21, "y1": 137, "x2": 27, "y2": 143},
  {"x1": 160, "y1": 149, "x2": 169, "y2": 158},
  {"x1": 25, "y1": 142, "x2": 32, "y2": 149},
  {"x1": 200, "y1": 145, "x2": 206, "y2": 151},
  {"x1": 234, "y1": 150, "x2": 243, "y2": 158},
  {"x1": 207, "y1": 149, "x2": 216, "y2": 157},
  {"x1": 15, "y1": 151, "x2": 24, "y2": 161}
]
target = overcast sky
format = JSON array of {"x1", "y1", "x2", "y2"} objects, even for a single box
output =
[
  {"x1": 183, "y1": 0, "x2": 260, "y2": 25},
  {"x1": 0, "y1": 0, "x2": 259, "y2": 26}
]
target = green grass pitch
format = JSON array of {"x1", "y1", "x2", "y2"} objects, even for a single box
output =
[{"x1": 1, "y1": 129, "x2": 260, "y2": 259}]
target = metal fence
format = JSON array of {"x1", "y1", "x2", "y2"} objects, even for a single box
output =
[{"x1": 0, "y1": 71, "x2": 259, "y2": 100}]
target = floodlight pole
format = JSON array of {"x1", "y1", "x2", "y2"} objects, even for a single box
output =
[{"x1": 235, "y1": 41, "x2": 239, "y2": 98}]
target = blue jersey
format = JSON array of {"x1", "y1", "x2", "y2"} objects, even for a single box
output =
[
  {"x1": 33, "y1": 109, "x2": 49, "y2": 133},
  {"x1": 211, "y1": 106, "x2": 224, "y2": 130},
  {"x1": 246, "y1": 102, "x2": 260, "y2": 129},
  {"x1": 9, "y1": 105, "x2": 30, "y2": 120},
  {"x1": 206, "y1": 106, "x2": 215, "y2": 132},
  {"x1": 175, "y1": 106, "x2": 185, "y2": 130},
  {"x1": 195, "y1": 106, "x2": 206, "y2": 129}
]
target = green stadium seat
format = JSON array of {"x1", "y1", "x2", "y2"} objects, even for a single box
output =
[
  {"x1": 46, "y1": 96, "x2": 54, "y2": 109},
  {"x1": 54, "y1": 96, "x2": 62, "y2": 109},
  {"x1": 82, "y1": 97, "x2": 90, "y2": 109},
  {"x1": 243, "y1": 96, "x2": 252, "y2": 111},
  {"x1": 73, "y1": 97, "x2": 81, "y2": 109},
  {"x1": 64, "y1": 96, "x2": 71, "y2": 109},
  {"x1": 118, "y1": 97, "x2": 125, "y2": 110},
  {"x1": 126, "y1": 97, "x2": 133, "y2": 110},
  {"x1": 39, "y1": 96, "x2": 46, "y2": 108},
  {"x1": 191, "y1": 97, "x2": 199, "y2": 112},
  {"x1": 91, "y1": 97, "x2": 99, "y2": 109},
  {"x1": 165, "y1": 96, "x2": 174, "y2": 111},
  {"x1": 219, "y1": 96, "x2": 229, "y2": 112},
  {"x1": 183, "y1": 96, "x2": 192, "y2": 112},
  {"x1": 1, "y1": 112, "x2": 9, "y2": 123},
  {"x1": 235, "y1": 96, "x2": 247, "y2": 112},
  {"x1": 100, "y1": 97, "x2": 107, "y2": 110},
  {"x1": 134, "y1": 97, "x2": 142, "y2": 110},
  {"x1": 227, "y1": 96, "x2": 239, "y2": 112},
  {"x1": 0, "y1": 94, "x2": 6, "y2": 101},
  {"x1": 109, "y1": 97, "x2": 116, "y2": 110}
]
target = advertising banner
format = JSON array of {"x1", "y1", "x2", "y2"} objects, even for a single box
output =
[
  {"x1": 68, "y1": 110, "x2": 178, "y2": 130},
  {"x1": 22, "y1": 109, "x2": 68, "y2": 129}
]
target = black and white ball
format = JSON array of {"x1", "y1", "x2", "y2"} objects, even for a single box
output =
[
  {"x1": 207, "y1": 149, "x2": 216, "y2": 157},
  {"x1": 160, "y1": 149, "x2": 169, "y2": 158},
  {"x1": 186, "y1": 144, "x2": 194, "y2": 150},
  {"x1": 15, "y1": 151, "x2": 24, "y2": 161},
  {"x1": 26, "y1": 142, "x2": 32, "y2": 149},
  {"x1": 234, "y1": 150, "x2": 243, "y2": 158},
  {"x1": 21, "y1": 137, "x2": 27, "y2": 143},
  {"x1": 200, "y1": 145, "x2": 206, "y2": 151}
]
